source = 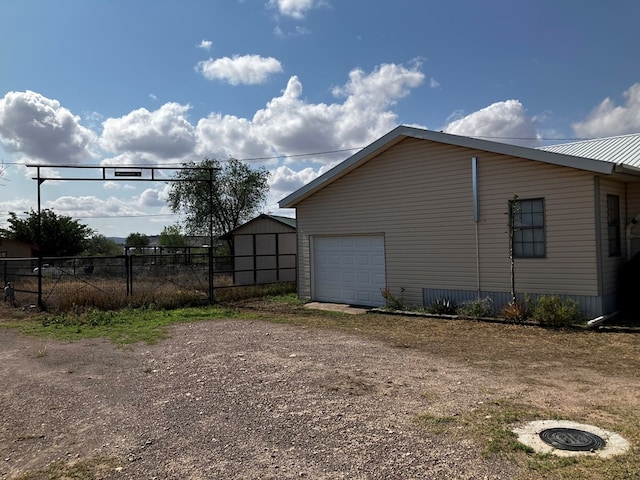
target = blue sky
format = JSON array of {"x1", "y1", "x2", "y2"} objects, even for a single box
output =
[{"x1": 2, "y1": 0, "x2": 640, "y2": 237}]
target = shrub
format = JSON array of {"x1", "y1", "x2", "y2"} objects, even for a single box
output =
[
  {"x1": 457, "y1": 297, "x2": 494, "y2": 318},
  {"x1": 530, "y1": 295, "x2": 583, "y2": 327},
  {"x1": 380, "y1": 287, "x2": 406, "y2": 310},
  {"x1": 500, "y1": 301, "x2": 529, "y2": 323},
  {"x1": 426, "y1": 297, "x2": 457, "y2": 315}
]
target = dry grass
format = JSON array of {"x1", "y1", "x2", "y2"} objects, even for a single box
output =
[
  {"x1": 236, "y1": 297, "x2": 640, "y2": 479},
  {"x1": 2, "y1": 294, "x2": 638, "y2": 479},
  {"x1": 14, "y1": 274, "x2": 295, "y2": 312}
]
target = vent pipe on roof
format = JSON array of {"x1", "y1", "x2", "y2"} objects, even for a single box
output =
[{"x1": 626, "y1": 212, "x2": 640, "y2": 260}]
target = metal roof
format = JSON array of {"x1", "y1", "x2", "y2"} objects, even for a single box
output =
[
  {"x1": 219, "y1": 214, "x2": 296, "y2": 239},
  {"x1": 265, "y1": 214, "x2": 297, "y2": 228},
  {"x1": 539, "y1": 133, "x2": 640, "y2": 169}
]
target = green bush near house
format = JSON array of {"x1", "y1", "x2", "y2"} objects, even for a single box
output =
[
  {"x1": 425, "y1": 297, "x2": 457, "y2": 315},
  {"x1": 530, "y1": 295, "x2": 583, "y2": 327},
  {"x1": 457, "y1": 297, "x2": 494, "y2": 319},
  {"x1": 380, "y1": 287, "x2": 406, "y2": 311}
]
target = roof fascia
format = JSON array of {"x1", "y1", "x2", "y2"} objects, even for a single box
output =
[
  {"x1": 613, "y1": 164, "x2": 640, "y2": 178},
  {"x1": 219, "y1": 214, "x2": 296, "y2": 239},
  {"x1": 279, "y1": 126, "x2": 616, "y2": 208},
  {"x1": 264, "y1": 214, "x2": 297, "y2": 227}
]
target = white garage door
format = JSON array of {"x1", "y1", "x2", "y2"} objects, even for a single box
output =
[{"x1": 313, "y1": 236, "x2": 386, "y2": 306}]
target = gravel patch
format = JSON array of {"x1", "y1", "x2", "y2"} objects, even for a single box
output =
[{"x1": 0, "y1": 319, "x2": 519, "y2": 479}]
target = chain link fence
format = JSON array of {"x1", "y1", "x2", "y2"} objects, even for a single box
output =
[{"x1": 1, "y1": 251, "x2": 295, "y2": 311}]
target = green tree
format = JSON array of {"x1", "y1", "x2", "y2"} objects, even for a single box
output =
[
  {"x1": 84, "y1": 234, "x2": 122, "y2": 256},
  {"x1": 159, "y1": 224, "x2": 187, "y2": 252},
  {"x1": 1, "y1": 209, "x2": 93, "y2": 257},
  {"x1": 166, "y1": 158, "x2": 269, "y2": 244},
  {"x1": 126, "y1": 232, "x2": 149, "y2": 253}
]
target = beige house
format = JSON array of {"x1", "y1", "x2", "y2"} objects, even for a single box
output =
[
  {"x1": 279, "y1": 126, "x2": 640, "y2": 318},
  {"x1": 220, "y1": 214, "x2": 296, "y2": 285}
]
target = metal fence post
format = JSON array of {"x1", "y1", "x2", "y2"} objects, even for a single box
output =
[{"x1": 125, "y1": 254, "x2": 132, "y2": 296}]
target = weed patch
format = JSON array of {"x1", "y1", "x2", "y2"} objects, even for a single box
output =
[
  {"x1": 14, "y1": 456, "x2": 121, "y2": 480},
  {"x1": 19, "y1": 305, "x2": 251, "y2": 344}
]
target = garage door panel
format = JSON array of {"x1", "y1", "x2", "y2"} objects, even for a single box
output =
[
  {"x1": 356, "y1": 272, "x2": 372, "y2": 283},
  {"x1": 356, "y1": 289, "x2": 376, "y2": 304},
  {"x1": 371, "y1": 255, "x2": 385, "y2": 266},
  {"x1": 342, "y1": 289, "x2": 356, "y2": 303},
  {"x1": 342, "y1": 272, "x2": 355, "y2": 283},
  {"x1": 356, "y1": 255, "x2": 371, "y2": 265},
  {"x1": 314, "y1": 235, "x2": 385, "y2": 307},
  {"x1": 342, "y1": 256, "x2": 354, "y2": 265}
]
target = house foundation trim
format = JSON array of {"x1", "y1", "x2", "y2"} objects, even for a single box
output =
[{"x1": 423, "y1": 288, "x2": 606, "y2": 319}]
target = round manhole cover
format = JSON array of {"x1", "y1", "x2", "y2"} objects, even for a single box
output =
[{"x1": 539, "y1": 428, "x2": 606, "y2": 451}]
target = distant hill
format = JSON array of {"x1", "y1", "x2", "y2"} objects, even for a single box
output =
[{"x1": 107, "y1": 236, "x2": 210, "y2": 246}]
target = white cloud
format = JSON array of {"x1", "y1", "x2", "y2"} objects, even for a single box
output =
[
  {"x1": 274, "y1": 25, "x2": 311, "y2": 37},
  {"x1": 2, "y1": 62, "x2": 424, "y2": 177},
  {"x1": 1, "y1": 62, "x2": 427, "y2": 233},
  {"x1": 573, "y1": 83, "x2": 640, "y2": 138},
  {"x1": 443, "y1": 100, "x2": 540, "y2": 147},
  {"x1": 100, "y1": 102, "x2": 197, "y2": 160},
  {"x1": 196, "y1": 114, "x2": 276, "y2": 161},
  {"x1": 0, "y1": 197, "x2": 34, "y2": 217},
  {"x1": 41, "y1": 189, "x2": 171, "y2": 224},
  {"x1": 0, "y1": 90, "x2": 97, "y2": 164},
  {"x1": 198, "y1": 39, "x2": 213, "y2": 50},
  {"x1": 267, "y1": 0, "x2": 321, "y2": 19},
  {"x1": 196, "y1": 55, "x2": 283, "y2": 85},
  {"x1": 429, "y1": 78, "x2": 440, "y2": 89},
  {"x1": 196, "y1": 63, "x2": 424, "y2": 163},
  {"x1": 137, "y1": 188, "x2": 165, "y2": 207},
  {"x1": 269, "y1": 164, "x2": 319, "y2": 196},
  {"x1": 44, "y1": 195, "x2": 145, "y2": 219}
]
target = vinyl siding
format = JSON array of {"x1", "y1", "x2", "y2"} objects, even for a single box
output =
[
  {"x1": 475, "y1": 153, "x2": 599, "y2": 296},
  {"x1": 295, "y1": 137, "x2": 602, "y2": 306},
  {"x1": 597, "y1": 178, "x2": 627, "y2": 298},
  {"x1": 628, "y1": 180, "x2": 640, "y2": 257}
]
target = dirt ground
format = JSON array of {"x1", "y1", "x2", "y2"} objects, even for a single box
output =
[{"x1": 1, "y1": 303, "x2": 639, "y2": 479}]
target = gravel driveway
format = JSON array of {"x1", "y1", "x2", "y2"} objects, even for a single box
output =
[{"x1": 0, "y1": 318, "x2": 519, "y2": 479}]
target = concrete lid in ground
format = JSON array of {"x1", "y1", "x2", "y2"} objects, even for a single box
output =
[{"x1": 513, "y1": 420, "x2": 630, "y2": 458}]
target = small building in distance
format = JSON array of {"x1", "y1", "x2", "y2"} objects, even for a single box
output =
[{"x1": 220, "y1": 214, "x2": 296, "y2": 285}]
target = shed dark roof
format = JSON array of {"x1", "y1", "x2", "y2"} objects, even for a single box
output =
[{"x1": 219, "y1": 214, "x2": 296, "y2": 239}]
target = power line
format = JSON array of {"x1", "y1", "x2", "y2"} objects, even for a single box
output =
[
  {"x1": 0, "y1": 136, "x2": 599, "y2": 169},
  {"x1": 1, "y1": 211, "x2": 175, "y2": 219},
  {"x1": 0, "y1": 147, "x2": 362, "y2": 168},
  {"x1": 77, "y1": 213, "x2": 176, "y2": 219}
]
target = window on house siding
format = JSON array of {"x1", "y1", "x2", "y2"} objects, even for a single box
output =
[
  {"x1": 607, "y1": 194, "x2": 621, "y2": 257},
  {"x1": 511, "y1": 198, "x2": 545, "y2": 258}
]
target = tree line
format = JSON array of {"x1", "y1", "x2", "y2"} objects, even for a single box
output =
[{"x1": 0, "y1": 158, "x2": 269, "y2": 257}]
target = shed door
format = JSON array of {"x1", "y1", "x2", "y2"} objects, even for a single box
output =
[{"x1": 313, "y1": 236, "x2": 385, "y2": 306}]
